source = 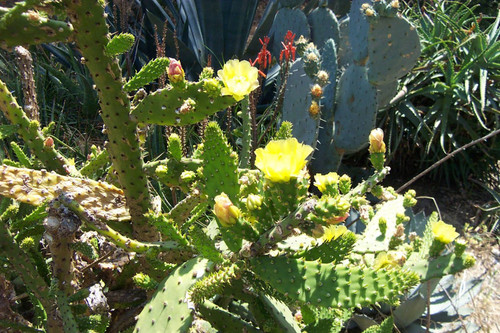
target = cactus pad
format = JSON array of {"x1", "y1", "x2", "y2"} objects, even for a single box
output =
[
  {"x1": 366, "y1": 16, "x2": 421, "y2": 85},
  {"x1": 251, "y1": 256, "x2": 419, "y2": 308},
  {"x1": 0, "y1": 7, "x2": 73, "y2": 49},
  {"x1": 270, "y1": 8, "x2": 310, "y2": 57},
  {"x1": 0, "y1": 165, "x2": 130, "y2": 221},
  {"x1": 134, "y1": 257, "x2": 212, "y2": 332},
  {"x1": 404, "y1": 252, "x2": 476, "y2": 282},
  {"x1": 332, "y1": 64, "x2": 377, "y2": 153},
  {"x1": 130, "y1": 82, "x2": 236, "y2": 126},
  {"x1": 123, "y1": 57, "x2": 170, "y2": 92},
  {"x1": 106, "y1": 33, "x2": 135, "y2": 55},
  {"x1": 354, "y1": 196, "x2": 405, "y2": 253},
  {"x1": 348, "y1": 0, "x2": 371, "y2": 62},
  {"x1": 311, "y1": 38, "x2": 342, "y2": 174},
  {"x1": 308, "y1": 7, "x2": 340, "y2": 48},
  {"x1": 281, "y1": 59, "x2": 320, "y2": 149},
  {"x1": 201, "y1": 122, "x2": 239, "y2": 202}
]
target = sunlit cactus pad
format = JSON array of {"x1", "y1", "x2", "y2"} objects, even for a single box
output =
[
  {"x1": 130, "y1": 82, "x2": 236, "y2": 126},
  {"x1": 0, "y1": 165, "x2": 129, "y2": 220},
  {"x1": 251, "y1": 256, "x2": 419, "y2": 308}
]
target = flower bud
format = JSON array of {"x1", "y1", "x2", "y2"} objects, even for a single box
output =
[
  {"x1": 310, "y1": 84, "x2": 323, "y2": 98},
  {"x1": 199, "y1": 67, "x2": 214, "y2": 80},
  {"x1": 168, "y1": 58, "x2": 185, "y2": 83},
  {"x1": 179, "y1": 98, "x2": 196, "y2": 114},
  {"x1": 202, "y1": 78, "x2": 221, "y2": 97},
  {"x1": 246, "y1": 194, "x2": 263, "y2": 211},
  {"x1": 379, "y1": 217, "x2": 387, "y2": 234},
  {"x1": 44, "y1": 137, "x2": 54, "y2": 148},
  {"x1": 338, "y1": 175, "x2": 352, "y2": 194},
  {"x1": 180, "y1": 170, "x2": 196, "y2": 183},
  {"x1": 214, "y1": 193, "x2": 240, "y2": 227},
  {"x1": 309, "y1": 100, "x2": 320, "y2": 116},
  {"x1": 454, "y1": 238, "x2": 467, "y2": 257},
  {"x1": 369, "y1": 128, "x2": 386, "y2": 154},
  {"x1": 316, "y1": 70, "x2": 329, "y2": 86}
]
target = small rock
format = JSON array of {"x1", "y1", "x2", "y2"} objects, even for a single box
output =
[{"x1": 492, "y1": 248, "x2": 500, "y2": 259}]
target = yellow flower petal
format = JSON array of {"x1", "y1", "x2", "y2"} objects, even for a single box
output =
[
  {"x1": 255, "y1": 138, "x2": 313, "y2": 183},
  {"x1": 217, "y1": 60, "x2": 259, "y2": 101},
  {"x1": 431, "y1": 220, "x2": 459, "y2": 244}
]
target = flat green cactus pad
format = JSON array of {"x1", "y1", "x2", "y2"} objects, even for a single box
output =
[
  {"x1": 134, "y1": 257, "x2": 212, "y2": 333},
  {"x1": 251, "y1": 256, "x2": 419, "y2": 309},
  {"x1": 354, "y1": 196, "x2": 405, "y2": 253},
  {"x1": 106, "y1": 33, "x2": 135, "y2": 55},
  {"x1": 201, "y1": 122, "x2": 239, "y2": 202},
  {"x1": 0, "y1": 165, "x2": 130, "y2": 221},
  {"x1": 0, "y1": 7, "x2": 74, "y2": 49},
  {"x1": 130, "y1": 82, "x2": 236, "y2": 126},
  {"x1": 404, "y1": 252, "x2": 475, "y2": 282},
  {"x1": 123, "y1": 57, "x2": 170, "y2": 92}
]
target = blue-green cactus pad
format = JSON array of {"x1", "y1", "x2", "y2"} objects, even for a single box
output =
[
  {"x1": 279, "y1": 0, "x2": 306, "y2": 7},
  {"x1": 366, "y1": 16, "x2": 421, "y2": 85},
  {"x1": 311, "y1": 38, "x2": 342, "y2": 174},
  {"x1": 332, "y1": 64, "x2": 377, "y2": 153},
  {"x1": 375, "y1": 80, "x2": 399, "y2": 109},
  {"x1": 281, "y1": 58, "x2": 320, "y2": 149},
  {"x1": 337, "y1": 18, "x2": 352, "y2": 69},
  {"x1": 348, "y1": 0, "x2": 372, "y2": 63},
  {"x1": 270, "y1": 8, "x2": 310, "y2": 57},
  {"x1": 308, "y1": 7, "x2": 340, "y2": 49}
]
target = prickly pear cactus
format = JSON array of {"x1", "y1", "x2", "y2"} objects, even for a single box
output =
[
  {"x1": 270, "y1": 7, "x2": 310, "y2": 56},
  {"x1": 0, "y1": 1, "x2": 472, "y2": 332},
  {"x1": 0, "y1": 165, "x2": 129, "y2": 221},
  {"x1": 281, "y1": 59, "x2": 320, "y2": 149},
  {"x1": 308, "y1": 7, "x2": 340, "y2": 48},
  {"x1": 333, "y1": 64, "x2": 378, "y2": 154},
  {"x1": 0, "y1": 6, "x2": 74, "y2": 49},
  {"x1": 134, "y1": 258, "x2": 213, "y2": 332},
  {"x1": 251, "y1": 256, "x2": 419, "y2": 308},
  {"x1": 275, "y1": 0, "x2": 421, "y2": 173},
  {"x1": 130, "y1": 81, "x2": 236, "y2": 126}
]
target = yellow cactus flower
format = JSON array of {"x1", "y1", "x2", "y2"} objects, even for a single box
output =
[
  {"x1": 217, "y1": 59, "x2": 259, "y2": 101},
  {"x1": 431, "y1": 220, "x2": 459, "y2": 244},
  {"x1": 255, "y1": 138, "x2": 313, "y2": 183},
  {"x1": 373, "y1": 251, "x2": 406, "y2": 270}
]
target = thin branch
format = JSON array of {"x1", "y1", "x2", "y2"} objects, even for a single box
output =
[{"x1": 397, "y1": 128, "x2": 500, "y2": 193}]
